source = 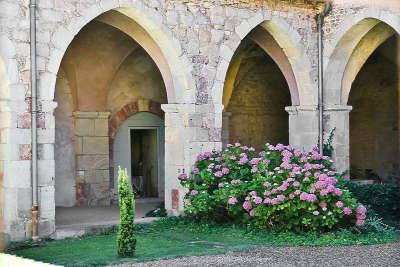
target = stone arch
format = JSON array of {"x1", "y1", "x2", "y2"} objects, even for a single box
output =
[
  {"x1": 108, "y1": 100, "x2": 164, "y2": 190},
  {"x1": 47, "y1": 3, "x2": 195, "y2": 104},
  {"x1": 109, "y1": 99, "x2": 163, "y2": 141},
  {"x1": 214, "y1": 16, "x2": 314, "y2": 108},
  {"x1": 324, "y1": 9, "x2": 400, "y2": 105},
  {"x1": 222, "y1": 26, "x2": 300, "y2": 109}
]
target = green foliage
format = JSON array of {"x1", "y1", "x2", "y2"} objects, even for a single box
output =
[
  {"x1": 179, "y1": 143, "x2": 366, "y2": 232},
  {"x1": 117, "y1": 167, "x2": 136, "y2": 257},
  {"x1": 10, "y1": 217, "x2": 398, "y2": 266},
  {"x1": 322, "y1": 128, "x2": 336, "y2": 157},
  {"x1": 339, "y1": 180, "x2": 400, "y2": 221},
  {"x1": 357, "y1": 215, "x2": 395, "y2": 234}
]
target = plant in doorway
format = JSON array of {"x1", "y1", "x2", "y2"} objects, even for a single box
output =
[{"x1": 117, "y1": 167, "x2": 136, "y2": 257}]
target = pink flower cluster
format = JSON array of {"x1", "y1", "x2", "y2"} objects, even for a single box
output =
[
  {"x1": 356, "y1": 205, "x2": 367, "y2": 226},
  {"x1": 231, "y1": 179, "x2": 241, "y2": 185},
  {"x1": 238, "y1": 153, "x2": 249, "y2": 165},
  {"x1": 183, "y1": 142, "x2": 366, "y2": 229},
  {"x1": 228, "y1": 197, "x2": 238, "y2": 205},
  {"x1": 178, "y1": 173, "x2": 188, "y2": 180},
  {"x1": 192, "y1": 167, "x2": 199, "y2": 174},
  {"x1": 299, "y1": 192, "x2": 317, "y2": 202},
  {"x1": 197, "y1": 152, "x2": 212, "y2": 161}
]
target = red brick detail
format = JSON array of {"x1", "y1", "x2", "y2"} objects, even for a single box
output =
[
  {"x1": 75, "y1": 182, "x2": 87, "y2": 206},
  {"x1": 108, "y1": 100, "x2": 163, "y2": 141},
  {"x1": 19, "y1": 144, "x2": 32, "y2": 160},
  {"x1": 17, "y1": 113, "x2": 31, "y2": 129},
  {"x1": 108, "y1": 100, "x2": 163, "y2": 187},
  {"x1": 172, "y1": 189, "x2": 179, "y2": 210}
]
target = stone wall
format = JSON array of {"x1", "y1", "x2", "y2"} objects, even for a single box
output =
[
  {"x1": 54, "y1": 70, "x2": 75, "y2": 207},
  {"x1": 107, "y1": 49, "x2": 167, "y2": 115},
  {"x1": 349, "y1": 36, "x2": 399, "y2": 183},
  {"x1": 225, "y1": 42, "x2": 291, "y2": 149},
  {"x1": 0, "y1": 0, "x2": 399, "y2": 243},
  {"x1": 73, "y1": 111, "x2": 111, "y2": 207},
  {"x1": 54, "y1": 18, "x2": 166, "y2": 207}
]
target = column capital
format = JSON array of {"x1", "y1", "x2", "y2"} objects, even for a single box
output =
[{"x1": 40, "y1": 100, "x2": 58, "y2": 112}]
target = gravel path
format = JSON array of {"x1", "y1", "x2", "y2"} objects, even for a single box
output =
[{"x1": 110, "y1": 242, "x2": 400, "y2": 267}]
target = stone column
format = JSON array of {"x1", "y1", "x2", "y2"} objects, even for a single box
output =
[
  {"x1": 1, "y1": 98, "x2": 32, "y2": 242},
  {"x1": 73, "y1": 111, "x2": 111, "y2": 206},
  {"x1": 162, "y1": 103, "x2": 220, "y2": 215},
  {"x1": 285, "y1": 105, "x2": 319, "y2": 151},
  {"x1": 161, "y1": 104, "x2": 188, "y2": 216},
  {"x1": 323, "y1": 105, "x2": 352, "y2": 176},
  {"x1": 37, "y1": 100, "x2": 58, "y2": 237},
  {"x1": 221, "y1": 111, "x2": 232, "y2": 147}
]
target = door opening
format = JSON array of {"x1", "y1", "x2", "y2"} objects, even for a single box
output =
[{"x1": 130, "y1": 129, "x2": 158, "y2": 198}]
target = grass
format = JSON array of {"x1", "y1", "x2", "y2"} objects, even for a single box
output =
[{"x1": 9, "y1": 217, "x2": 399, "y2": 266}]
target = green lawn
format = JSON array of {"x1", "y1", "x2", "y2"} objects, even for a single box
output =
[{"x1": 9, "y1": 217, "x2": 399, "y2": 266}]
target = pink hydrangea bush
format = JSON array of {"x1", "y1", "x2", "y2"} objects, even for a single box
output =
[{"x1": 178, "y1": 143, "x2": 367, "y2": 231}]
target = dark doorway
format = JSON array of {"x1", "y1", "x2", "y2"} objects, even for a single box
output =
[{"x1": 130, "y1": 129, "x2": 158, "y2": 198}]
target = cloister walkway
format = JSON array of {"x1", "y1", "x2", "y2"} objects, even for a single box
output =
[{"x1": 54, "y1": 198, "x2": 162, "y2": 239}]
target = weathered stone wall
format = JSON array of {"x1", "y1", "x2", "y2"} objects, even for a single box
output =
[
  {"x1": 225, "y1": 42, "x2": 291, "y2": 149},
  {"x1": 54, "y1": 18, "x2": 166, "y2": 207},
  {"x1": 107, "y1": 49, "x2": 167, "y2": 115},
  {"x1": 73, "y1": 111, "x2": 111, "y2": 207},
  {"x1": 54, "y1": 70, "x2": 75, "y2": 207},
  {"x1": 349, "y1": 36, "x2": 399, "y2": 183},
  {"x1": 0, "y1": 0, "x2": 399, "y2": 243}
]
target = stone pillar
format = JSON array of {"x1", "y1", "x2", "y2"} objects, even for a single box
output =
[
  {"x1": 323, "y1": 105, "x2": 352, "y2": 175},
  {"x1": 285, "y1": 105, "x2": 319, "y2": 151},
  {"x1": 221, "y1": 112, "x2": 232, "y2": 147},
  {"x1": 162, "y1": 103, "x2": 220, "y2": 215},
  {"x1": 37, "y1": 100, "x2": 58, "y2": 237},
  {"x1": 1, "y1": 98, "x2": 57, "y2": 241},
  {"x1": 162, "y1": 104, "x2": 188, "y2": 216},
  {"x1": 1, "y1": 98, "x2": 32, "y2": 241},
  {"x1": 73, "y1": 111, "x2": 111, "y2": 206}
]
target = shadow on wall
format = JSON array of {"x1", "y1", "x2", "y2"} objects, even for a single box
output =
[
  {"x1": 224, "y1": 39, "x2": 291, "y2": 149},
  {"x1": 349, "y1": 35, "x2": 399, "y2": 183}
]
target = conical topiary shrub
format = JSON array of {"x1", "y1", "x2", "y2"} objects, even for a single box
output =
[{"x1": 117, "y1": 167, "x2": 136, "y2": 257}]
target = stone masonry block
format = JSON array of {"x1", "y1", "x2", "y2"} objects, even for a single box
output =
[
  {"x1": 94, "y1": 119, "x2": 108, "y2": 137},
  {"x1": 74, "y1": 137, "x2": 83, "y2": 154},
  {"x1": 82, "y1": 137, "x2": 109, "y2": 155},
  {"x1": 38, "y1": 159, "x2": 55, "y2": 186},
  {"x1": 19, "y1": 144, "x2": 32, "y2": 160},
  {"x1": 76, "y1": 155, "x2": 109, "y2": 170},
  {"x1": 17, "y1": 188, "x2": 32, "y2": 217},
  {"x1": 39, "y1": 186, "x2": 55, "y2": 220},
  {"x1": 74, "y1": 119, "x2": 95, "y2": 136},
  {"x1": 3, "y1": 161, "x2": 31, "y2": 188}
]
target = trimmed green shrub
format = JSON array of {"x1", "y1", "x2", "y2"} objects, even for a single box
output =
[
  {"x1": 339, "y1": 180, "x2": 400, "y2": 221},
  {"x1": 117, "y1": 167, "x2": 136, "y2": 257},
  {"x1": 179, "y1": 143, "x2": 366, "y2": 232}
]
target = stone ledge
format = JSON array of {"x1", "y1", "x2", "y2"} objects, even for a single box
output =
[
  {"x1": 72, "y1": 111, "x2": 111, "y2": 119},
  {"x1": 323, "y1": 105, "x2": 353, "y2": 112}
]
